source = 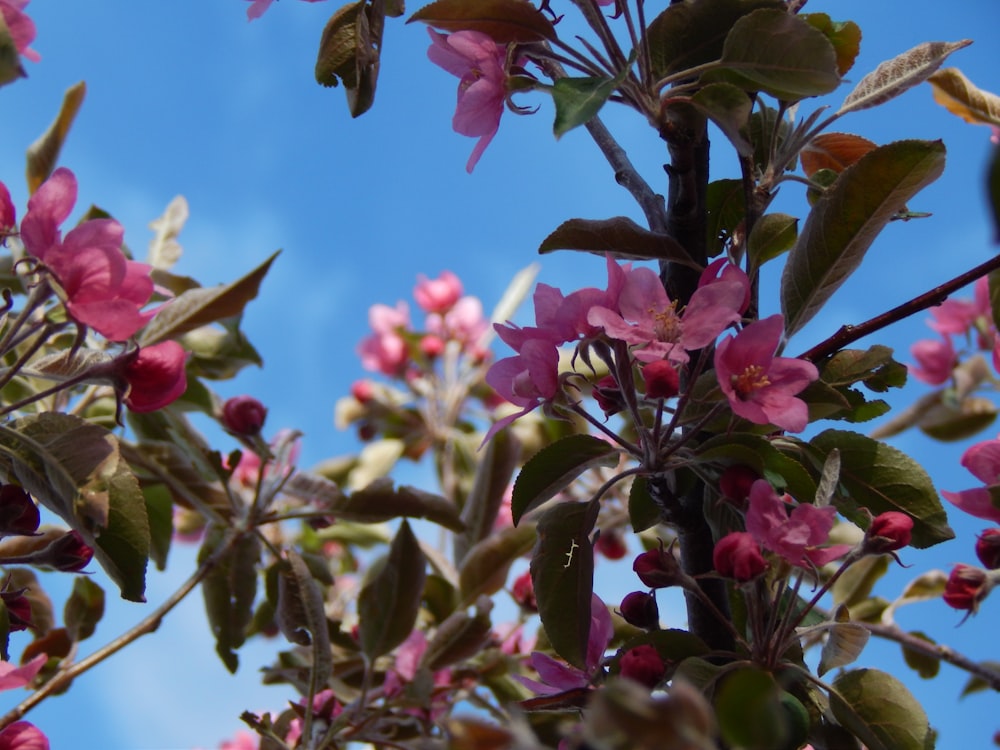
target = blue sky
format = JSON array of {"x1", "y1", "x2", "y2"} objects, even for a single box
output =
[{"x1": 0, "y1": 1, "x2": 999, "y2": 747}]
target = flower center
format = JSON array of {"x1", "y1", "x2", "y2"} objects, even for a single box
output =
[
  {"x1": 731, "y1": 364, "x2": 770, "y2": 398},
  {"x1": 650, "y1": 302, "x2": 681, "y2": 343}
]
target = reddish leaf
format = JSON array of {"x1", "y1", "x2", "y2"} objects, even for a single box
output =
[
  {"x1": 801, "y1": 133, "x2": 878, "y2": 178},
  {"x1": 408, "y1": 0, "x2": 556, "y2": 43}
]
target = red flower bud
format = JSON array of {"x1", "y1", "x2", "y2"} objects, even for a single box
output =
[
  {"x1": 123, "y1": 341, "x2": 187, "y2": 413},
  {"x1": 221, "y1": 395, "x2": 268, "y2": 436},
  {"x1": 632, "y1": 543, "x2": 684, "y2": 589},
  {"x1": 618, "y1": 644, "x2": 665, "y2": 688},
  {"x1": 0, "y1": 589, "x2": 32, "y2": 631},
  {"x1": 595, "y1": 530, "x2": 627, "y2": 560},
  {"x1": 943, "y1": 564, "x2": 991, "y2": 613},
  {"x1": 420, "y1": 335, "x2": 446, "y2": 358},
  {"x1": 642, "y1": 359, "x2": 679, "y2": 400},
  {"x1": 0, "y1": 485, "x2": 39, "y2": 537},
  {"x1": 718, "y1": 465, "x2": 758, "y2": 506},
  {"x1": 593, "y1": 375, "x2": 625, "y2": 416},
  {"x1": 713, "y1": 532, "x2": 767, "y2": 582},
  {"x1": 42, "y1": 531, "x2": 94, "y2": 572},
  {"x1": 865, "y1": 511, "x2": 913, "y2": 553},
  {"x1": 975, "y1": 529, "x2": 1000, "y2": 570},
  {"x1": 350, "y1": 380, "x2": 375, "y2": 404},
  {"x1": 511, "y1": 570, "x2": 537, "y2": 612},
  {"x1": 619, "y1": 591, "x2": 659, "y2": 630}
]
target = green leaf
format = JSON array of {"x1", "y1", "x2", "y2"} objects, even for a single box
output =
[
  {"x1": 901, "y1": 631, "x2": 940, "y2": 679},
  {"x1": 715, "y1": 667, "x2": 787, "y2": 750},
  {"x1": 696, "y1": 433, "x2": 817, "y2": 502},
  {"x1": 143, "y1": 485, "x2": 173, "y2": 572},
  {"x1": 838, "y1": 39, "x2": 971, "y2": 116},
  {"x1": 458, "y1": 522, "x2": 536, "y2": 605},
  {"x1": 689, "y1": 83, "x2": 753, "y2": 155},
  {"x1": 358, "y1": 520, "x2": 426, "y2": 659},
  {"x1": 781, "y1": 140, "x2": 946, "y2": 336},
  {"x1": 64, "y1": 578, "x2": 105, "y2": 643},
  {"x1": 801, "y1": 13, "x2": 861, "y2": 76},
  {"x1": 990, "y1": 269, "x2": 1000, "y2": 333},
  {"x1": 830, "y1": 668, "x2": 933, "y2": 750},
  {"x1": 421, "y1": 597, "x2": 493, "y2": 671},
  {"x1": 747, "y1": 212, "x2": 797, "y2": 268},
  {"x1": 538, "y1": 216, "x2": 697, "y2": 268},
  {"x1": 26, "y1": 82, "x2": 86, "y2": 194},
  {"x1": 456, "y1": 428, "x2": 521, "y2": 564},
  {"x1": 139, "y1": 251, "x2": 279, "y2": 346},
  {"x1": 810, "y1": 429, "x2": 953, "y2": 548},
  {"x1": 832, "y1": 554, "x2": 890, "y2": 610},
  {"x1": 511, "y1": 435, "x2": 621, "y2": 525},
  {"x1": 182, "y1": 318, "x2": 263, "y2": 381},
  {"x1": 552, "y1": 75, "x2": 619, "y2": 138},
  {"x1": 531, "y1": 501, "x2": 597, "y2": 669},
  {"x1": 0, "y1": 15, "x2": 23, "y2": 90},
  {"x1": 199, "y1": 528, "x2": 261, "y2": 673},
  {"x1": 706, "y1": 178, "x2": 745, "y2": 257},
  {"x1": 918, "y1": 395, "x2": 998, "y2": 442},
  {"x1": 94, "y1": 455, "x2": 152, "y2": 602},
  {"x1": 818, "y1": 345, "x2": 907, "y2": 392},
  {"x1": 628, "y1": 476, "x2": 661, "y2": 532},
  {"x1": 646, "y1": 0, "x2": 783, "y2": 79},
  {"x1": 334, "y1": 478, "x2": 465, "y2": 532},
  {"x1": 960, "y1": 660, "x2": 1000, "y2": 697},
  {"x1": 407, "y1": 0, "x2": 556, "y2": 43},
  {"x1": 277, "y1": 550, "x2": 334, "y2": 686},
  {"x1": 707, "y1": 9, "x2": 840, "y2": 101}
]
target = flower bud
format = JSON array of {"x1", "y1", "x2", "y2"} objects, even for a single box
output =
[
  {"x1": 221, "y1": 395, "x2": 268, "y2": 436},
  {"x1": 718, "y1": 465, "x2": 758, "y2": 506},
  {"x1": 0, "y1": 589, "x2": 32, "y2": 631},
  {"x1": 0, "y1": 485, "x2": 39, "y2": 537},
  {"x1": 123, "y1": 341, "x2": 188, "y2": 413},
  {"x1": 595, "y1": 530, "x2": 627, "y2": 560},
  {"x1": 642, "y1": 360, "x2": 679, "y2": 400},
  {"x1": 619, "y1": 591, "x2": 659, "y2": 630},
  {"x1": 975, "y1": 529, "x2": 1000, "y2": 570},
  {"x1": 350, "y1": 380, "x2": 375, "y2": 404},
  {"x1": 511, "y1": 570, "x2": 537, "y2": 612},
  {"x1": 592, "y1": 375, "x2": 625, "y2": 417},
  {"x1": 618, "y1": 644, "x2": 665, "y2": 688},
  {"x1": 420, "y1": 334, "x2": 446, "y2": 358},
  {"x1": 943, "y1": 564, "x2": 991, "y2": 613},
  {"x1": 713, "y1": 532, "x2": 767, "y2": 582},
  {"x1": 864, "y1": 511, "x2": 913, "y2": 553},
  {"x1": 39, "y1": 531, "x2": 94, "y2": 572},
  {"x1": 632, "y1": 543, "x2": 684, "y2": 589},
  {"x1": 414, "y1": 271, "x2": 463, "y2": 313}
]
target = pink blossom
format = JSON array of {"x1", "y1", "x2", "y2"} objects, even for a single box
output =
[
  {"x1": 427, "y1": 29, "x2": 508, "y2": 173},
  {"x1": 357, "y1": 301, "x2": 410, "y2": 376},
  {"x1": 909, "y1": 336, "x2": 956, "y2": 385},
  {"x1": 745, "y1": 480, "x2": 851, "y2": 567},
  {"x1": 942, "y1": 436, "x2": 1000, "y2": 523},
  {"x1": 0, "y1": 654, "x2": 46, "y2": 691},
  {"x1": 0, "y1": 181, "x2": 14, "y2": 233},
  {"x1": 484, "y1": 337, "x2": 560, "y2": 439},
  {"x1": 414, "y1": 270, "x2": 463, "y2": 313},
  {"x1": 122, "y1": 341, "x2": 188, "y2": 412},
  {"x1": 713, "y1": 532, "x2": 767, "y2": 581},
  {"x1": 588, "y1": 265, "x2": 744, "y2": 363},
  {"x1": 715, "y1": 314, "x2": 818, "y2": 432},
  {"x1": 284, "y1": 689, "x2": 339, "y2": 747},
  {"x1": 0, "y1": 722, "x2": 48, "y2": 750},
  {"x1": 929, "y1": 277, "x2": 990, "y2": 337},
  {"x1": 244, "y1": 0, "x2": 327, "y2": 21},
  {"x1": 0, "y1": 0, "x2": 39, "y2": 63},
  {"x1": 519, "y1": 594, "x2": 613, "y2": 695},
  {"x1": 21, "y1": 168, "x2": 156, "y2": 341},
  {"x1": 699, "y1": 257, "x2": 751, "y2": 314},
  {"x1": 382, "y1": 630, "x2": 452, "y2": 719},
  {"x1": 426, "y1": 295, "x2": 489, "y2": 353}
]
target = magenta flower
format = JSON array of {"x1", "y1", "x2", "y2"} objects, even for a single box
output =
[
  {"x1": 588, "y1": 265, "x2": 745, "y2": 363},
  {"x1": 715, "y1": 314, "x2": 818, "y2": 432},
  {"x1": 122, "y1": 341, "x2": 188, "y2": 413},
  {"x1": 0, "y1": 181, "x2": 14, "y2": 234},
  {"x1": 357, "y1": 301, "x2": 410, "y2": 376},
  {"x1": 0, "y1": 654, "x2": 46, "y2": 691},
  {"x1": 713, "y1": 531, "x2": 767, "y2": 581},
  {"x1": 0, "y1": 721, "x2": 48, "y2": 750},
  {"x1": 0, "y1": 0, "x2": 39, "y2": 63},
  {"x1": 909, "y1": 336, "x2": 956, "y2": 385},
  {"x1": 942, "y1": 436, "x2": 1000, "y2": 523},
  {"x1": 20, "y1": 168, "x2": 157, "y2": 341},
  {"x1": 745, "y1": 480, "x2": 851, "y2": 567},
  {"x1": 929, "y1": 277, "x2": 990, "y2": 337},
  {"x1": 485, "y1": 336, "x2": 560, "y2": 440},
  {"x1": 414, "y1": 270, "x2": 463, "y2": 313},
  {"x1": 427, "y1": 29, "x2": 508, "y2": 173},
  {"x1": 244, "y1": 0, "x2": 327, "y2": 21}
]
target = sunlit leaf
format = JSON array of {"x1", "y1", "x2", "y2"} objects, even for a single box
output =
[
  {"x1": 928, "y1": 67, "x2": 1000, "y2": 130},
  {"x1": 880, "y1": 569, "x2": 947, "y2": 626},
  {"x1": 408, "y1": 0, "x2": 556, "y2": 42},
  {"x1": 830, "y1": 668, "x2": 932, "y2": 750},
  {"x1": 539, "y1": 217, "x2": 697, "y2": 268},
  {"x1": 838, "y1": 39, "x2": 971, "y2": 115},
  {"x1": 818, "y1": 618, "x2": 869, "y2": 676},
  {"x1": 801, "y1": 13, "x2": 861, "y2": 76},
  {"x1": 147, "y1": 195, "x2": 189, "y2": 271},
  {"x1": 26, "y1": 82, "x2": 86, "y2": 194},
  {"x1": 747, "y1": 212, "x2": 797, "y2": 268},
  {"x1": 553, "y1": 75, "x2": 621, "y2": 138},
  {"x1": 781, "y1": 140, "x2": 945, "y2": 336},
  {"x1": 800, "y1": 132, "x2": 878, "y2": 178}
]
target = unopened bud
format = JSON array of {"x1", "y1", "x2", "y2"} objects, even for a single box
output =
[
  {"x1": 0, "y1": 589, "x2": 31, "y2": 631},
  {"x1": 221, "y1": 395, "x2": 268, "y2": 436},
  {"x1": 593, "y1": 375, "x2": 625, "y2": 416},
  {"x1": 618, "y1": 644, "x2": 665, "y2": 688},
  {"x1": 943, "y1": 564, "x2": 991, "y2": 614},
  {"x1": 511, "y1": 570, "x2": 537, "y2": 612},
  {"x1": 40, "y1": 531, "x2": 94, "y2": 572},
  {"x1": 719, "y1": 465, "x2": 758, "y2": 506},
  {"x1": 864, "y1": 511, "x2": 913, "y2": 554},
  {"x1": 632, "y1": 542, "x2": 685, "y2": 589},
  {"x1": 642, "y1": 360, "x2": 679, "y2": 400},
  {"x1": 619, "y1": 591, "x2": 659, "y2": 630},
  {"x1": 0, "y1": 485, "x2": 39, "y2": 537},
  {"x1": 713, "y1": 532, "x2": 767, "y2": 582},
  {"x1": 595, "y1": 530, "x2": 627, "y2": 560},
  {"x1": 976, "y1": 529, "x2": 1000, "y2": 570}
]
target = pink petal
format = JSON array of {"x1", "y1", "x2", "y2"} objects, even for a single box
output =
[
  {"x1": 0, "y1": 722, "x2": 48, "y2": 750},
  {"x1": 942, "y1": 488, "x2": 1000, "y2": 523},
  {"x1": 0, "y1": 654, "x2": 46, "y2": 691}
]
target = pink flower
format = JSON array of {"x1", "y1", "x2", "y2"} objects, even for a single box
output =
[
  {"x1": 745, "y1": 480, "x2": 851, "y2": 567},
  {"x1": 909, "y1": 336, "x2": 956, "y2": 385},
  {"x1": 357, "y1": 301, "x2": 410, "y2": 376},
  {"x1": 519, "y1": 594, "x2": 613, "y2": 695},
  {"x1": 284, "y1": 689, "x2": 340, "y2": 747},
  {"x1": 427, "y1": 29, "x2": 508, "y2": 173},
  {"x1": 713, "y1": 532, "x2": 767, "y2": 581},
  {"x1": 942, "y1": 437, "x2": 1000, "y2": 523},
  {"x1": 21, "y1": 168, "x2": 156, "y2": 341},
  {"x1": 414, "y1": 270, "x2": 463, "y2": 313},
  {"x1": 588, "y1": 265, "x2": 745, "y2": 363},
  {"x1": 929, "y1": 277, "x2": 990, "y2": 337},
  {"x1": 0, "y1": 0, "x2": 39, "y2": 63},
  {"x1": 485, "y1": 336, "x2": 560, "y2": 439},
  {"x1": 0, "y1": 181, "x2": 15, "y2": 233},
  {"x1": 0, "y1": 654, "x2": 46, "y2": 691},
  {"x1": 244, "y1": 0, "x2": 326, "y2": 21},
  {"x1": 426, "y1": 295, "x2": 489, "y2": 354},
  {"x1": 699, "y1": 258, "x2": 751, "y2": 315},
  {"x1": 122, "y1": 341, "x2": 188, "y2": 412},
  {"x1": 864, "y1": 511, "x2": 913, "y2": 553},
  {"x1": 715, "y1": 314, "x2": 818, "y2": 432},
  {"x1": 0, "y1": 721, "x2": 48, "y2": 750},
  {"x1": 942, "y1": 563, "x2": 991, "y2": 613}
]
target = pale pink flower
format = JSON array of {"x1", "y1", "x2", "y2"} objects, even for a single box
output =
[
  {"x1": 699, "y1": 257, "x2": 751, "y2": 315},
  {"x1": 123, "y1": 341, "x2": 188, "y2": 412},
  {"x1": 942, "y1": 436, "x2": 1000, "y2": 523},
  {"x1": 929, "y1": 277, "x2": 990, "y2": 337},
  {"x1": 414, "y1": 270, "x2": 463, "y2": 313},
  {"x1": 427, "y1": 29, "x2": 508, "y2": 172},
  {"x1": 588, "y1": 265, "x2": 744, "y2": 363},
  {"x1": 0, "y1": 722, "x2": 48, "y2": 750},
  {"x1": 219, "y1": 731, "x2": 257, "y2": 750},
  {"x1": 519, "y1": 594, "x2": 613, "y2": 695},
  {"x1": 21, "y1": 168, "x2": 156, "y2": 341},
  {"x1": 244, "y1": 0, "x2": 327, "y2": 21},
  {"x1": 426, "y1": 295, "x2": 489, "y2": 353},
  {"x1": 909, "y1": 336, "x2": 956, "y2": 385},
  {"x1": 357, "y1": 301, "x2": 410, "y2": 376},
  {"x1": 745, "y1": 480, "x2": 851, "y2": 567},
  {"x1": 0, "y1": 0, "x2": 39, "y2": 63},
  {"x1": 715, "y1": 315, "x2": 818, "y2": 432},
  {"x1": 0, "y1": 654, "x2": 46, "y2": 691}
]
